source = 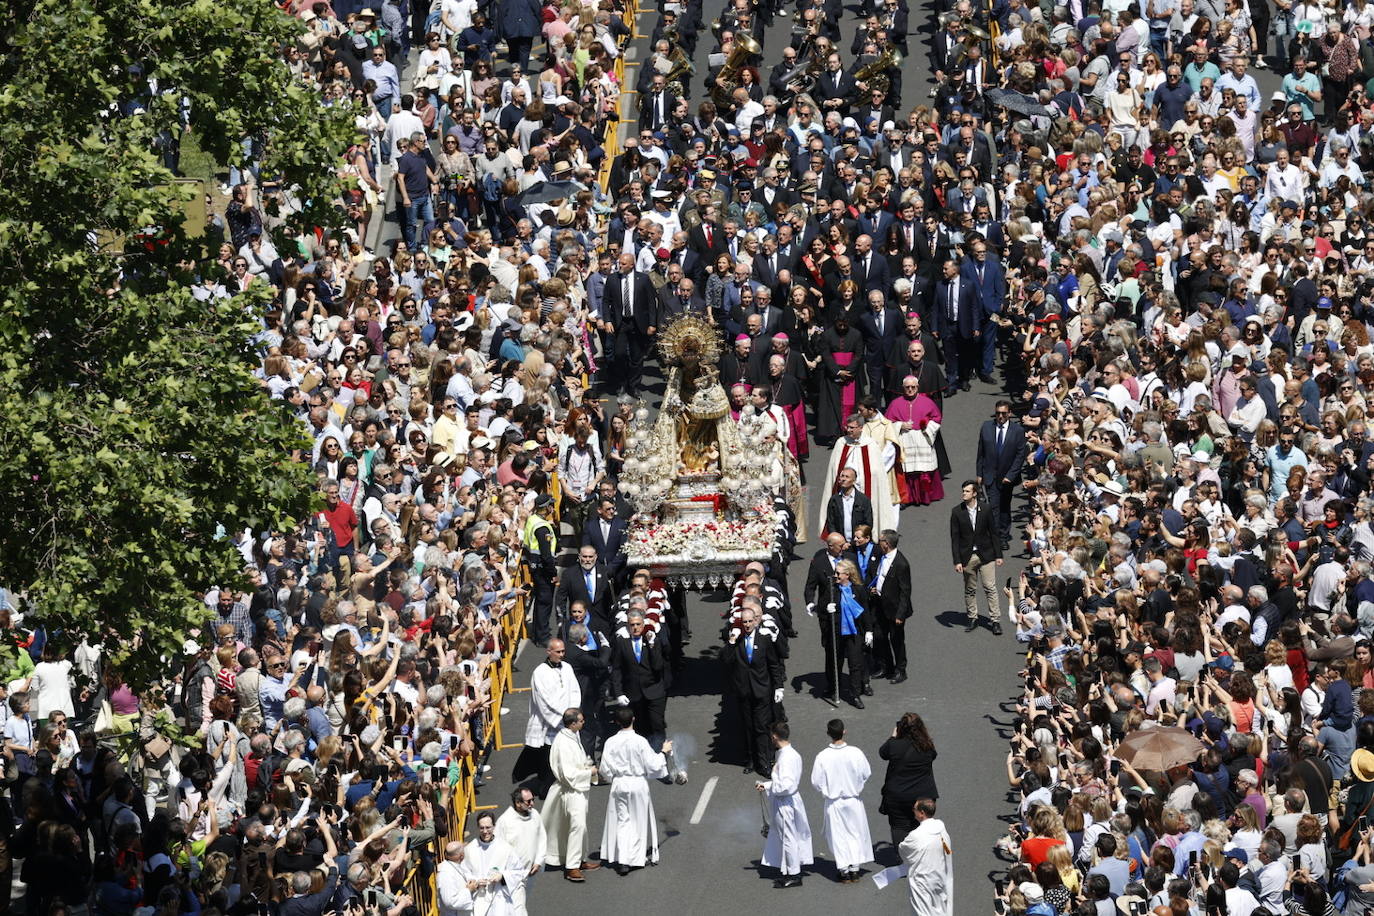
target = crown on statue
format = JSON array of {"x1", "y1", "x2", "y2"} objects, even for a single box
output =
[{"x1": 658, "y1": 313, "x2": 721, "y2": 367}]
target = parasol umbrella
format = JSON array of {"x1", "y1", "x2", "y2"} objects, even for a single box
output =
[
  {"x1": 516, "y1": 180, "x2": 580, "y2": 205},
  {"x1": 1113, "y1": 727, "x2": 1206, "y2": 772},
  {"x1": 986, "y1": 87, "x2": 1053, "y2": 118}
]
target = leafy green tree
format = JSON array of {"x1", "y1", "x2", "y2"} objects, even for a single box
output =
[{"x1": 0, "y1": 0, "x2": 353, "y2": 681}]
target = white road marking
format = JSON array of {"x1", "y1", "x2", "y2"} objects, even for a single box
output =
[{"x1": 689, "y1": 776, "x2": 718, "y2": 824}]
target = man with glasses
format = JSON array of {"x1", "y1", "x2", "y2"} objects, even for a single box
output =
[
  {"x1": 361, "y1": 45, "x2": 400, "y2": 118},
  {"x1": 975, "y1": 400, "x2": 1026, "y2": 552}
]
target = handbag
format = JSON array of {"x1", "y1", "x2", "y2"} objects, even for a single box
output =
[
  {"x1": 94, "y1": 699, "x2": 115, "y2": 737},
  {"x1": 144, "y1": 734, "x2": 173, "y2": 760},
  {"x1": 1337, "y1": 788, "x2": 1374, "y2": 851}
]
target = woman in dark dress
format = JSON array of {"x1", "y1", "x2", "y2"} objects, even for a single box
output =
[
  {"x1": 815, "y1": 316, "x2": 864, "y2": 445},
  {"x1": 878, "y1": 711, "x2": 939, "y2": 848}
]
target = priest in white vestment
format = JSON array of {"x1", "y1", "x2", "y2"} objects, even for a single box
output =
[
  {"x1": 461, "y1": 813, "x2": 522, "y2": 916},
  {"x1": 899, "y1": 799, "x2": 953, "y2": 916},
  {"x1": 600, "y1": 707, "x2": 671, "y2": 874},
  {"x1": 757, "y1": 721, "x2": 813, "y2": 887},
  {"x1": 810, "y1": 720, "x2": 874, "y2": 882},
  {"x1": 436, "y1": 841, "x2": 475, "y2": 916},
  {"x1": 818, "y1": 413, "x2": 897, "y2": 539}
]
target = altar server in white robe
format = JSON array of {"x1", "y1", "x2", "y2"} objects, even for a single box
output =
[
  {"x1": 900, "y1": 799, "x2": 953, "y2": 916},
  {"x1": 809, "y1": 718, "x2": 874, "y2": 882},
  {"x1": 461, "y1": 812, "x2": 522, "y2": 916},
  {"x1": 756, "y1": 721, "x2": 813, "y2": 888},
  {"x1": 495, "y1": 787, "x2": 546, "y2": 915},
  {"x1": 599, "y1": 706, "x2": 671, "y2": 874},
  {"x1": 543, "y1": 708, "x2": 601, "y2": 880},
  {"x1": 518, "y1": 639, "x2": 580, "y2": 787}
]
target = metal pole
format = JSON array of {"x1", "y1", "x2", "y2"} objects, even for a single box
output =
[{"x1": 825, "y1": 571, "x2": 840, "y2": 708}]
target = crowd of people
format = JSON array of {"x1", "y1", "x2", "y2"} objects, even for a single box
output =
[{"x1": 19, "y1": 0, "x2": 1374, "y2": 904}]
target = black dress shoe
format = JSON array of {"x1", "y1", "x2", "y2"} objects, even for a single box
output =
[
  {"x1": 942, "y1": 387, "x2": 958, "y2": 398},
  {"x1": 965, "y1": 619, "x2": 978, "y2": 632},
  {"x1": 778, "y1": 875, "x2": 803, "y2": 888},
  {"x1": 978, "y1": 373, "x2": 996, "y2": 384},
  {"x1": 849, "y1": 696, "x2": 865, "y2": 709},
  {"x1": 959, "y1": 381, "x2": 971, "y2": 391},
  {"x1": 891, "y1": 669, "x2": 907, "y2": 684},
  {"x1": 991, "y1": 622, "x2": 1003, "y2": 636},
  {"x1": 743, "y1": 766, "x2": 754, "y2": 775},
  {"x1": 784, "y1": 629, "x2": 799, "y2": 639},
  {"x1": 862, "y1": 684, "x2": 874, "y2": 696},
  {"x1": 615, "y1": 863, "x2": 631, "y2": 876}
]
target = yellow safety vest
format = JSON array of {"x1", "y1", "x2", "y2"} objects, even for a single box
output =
[{"x1": 522, "y1": 514, "x2": 556, "y2": 557}]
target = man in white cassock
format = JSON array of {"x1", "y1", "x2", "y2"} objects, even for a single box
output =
[
  {"x1": 494, "y1": 787, "x2": 546, "y2": 916},
  {"x1": 809, "y1": 718, "x2": 873, "y2": 883},
  {"x1": 599, "y1": 705, "x2": 672, "y2": 875},
  {"x1": 518, "y1": 639, "x2": 581, "y2": 789},
  {"x1": 899, "y1": 798, "x2": 953, "y2": 916},
  {"x1": 819, "y1": 412, "x2": 897, "y2": 539},
  {"x1": 543, "y1": 708, "x2": 602, "y2": 882},
  {"x1": 436, "y1": 841, "x2": 474, "y2": 916},
  {"x1": 461, "y1": 812, "x2": 522, "y2": 916},
  {"x1": 757, "y1": 721, "x2": 813, "y2": 888}
]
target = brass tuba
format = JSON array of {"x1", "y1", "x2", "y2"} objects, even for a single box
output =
[
  {"x1": 850, "y1": 45, "x2": 902, "y2": 99},
  {"x1": 710, "y1": 32, "x2": 763, "y2": 108}
]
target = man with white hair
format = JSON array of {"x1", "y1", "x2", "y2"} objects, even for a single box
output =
[{"x1": 436, "y1": 841, "x2": 474, "y2": 916}]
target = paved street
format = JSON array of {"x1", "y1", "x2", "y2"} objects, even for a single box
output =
[{"x1": 493, "y1": 382, "x2": 1025, "y2": 915}]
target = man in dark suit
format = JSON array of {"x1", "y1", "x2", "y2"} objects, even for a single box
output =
[
  {"x1": 685, "y1": 220, "x2": 724, "y2": 267},
  {"x1": 804, "y1": 532, "x2": 851, "y2": 699},
  {"x1": 974, "y1": 399, "x2": 1026, "y2": 548},
  {"x1": 871, "y1": 529, "x2": 912, "y2": 683},
  {"x1": 948, "y1": 480, "x2": 1003, "y2": 634},
  {"x1": 960, "y1": 238, "x2": 1006, "y2": 384},
  {"x1": 657, "y1": 269, "x2": 708, "y2": 323},
  {"x1": 561, "y1": 545, "x2": 615, "y2": 633},
  {"x1": 564, "y1": 615, "x2": 611, "y2": 757},
  {"x1": 609, "y1": 610, "x2": 669, "y2": 748},
  {"x1": 582, "y1": 497, "x2": 628, "y2": 585},
  {"x1": 813, "y1": 51, "x2": 857, "y2": 118},
  {"x1": 497, "y1": 0, "x2": 541, "y2": 71},
  {"x1": 600, "y1": 251, "x2": 658, "y2": 397},
  {"x1": 934, "y1": 257, "x2": 983, "y2": 395},
  {"x1": 665, "y1": 231, "x2": 703, "y2": 283},
  {"x1": 856, "y1": 204, "x2": 894, "y2": 248},
  {"x1": 857, "y1": 289, "x2": 903, "y2": 395},
  {"x1": 824, "y1": 468, "x2": 874, "y2": 543},
  {"x1": 637, "y1": 73, "x2": 678, "y2": 132},
  {"x1": 722, "y1": 602, "x2": 785, "y2": 774}
]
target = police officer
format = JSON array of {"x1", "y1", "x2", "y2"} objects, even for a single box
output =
[{"x1": 523, "y1": 493, "x2": 560, "y2": 646}]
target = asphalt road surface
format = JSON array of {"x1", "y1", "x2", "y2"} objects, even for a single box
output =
[{"x1": 496, "y1": 377, "x2": 1025, "y2": 915}]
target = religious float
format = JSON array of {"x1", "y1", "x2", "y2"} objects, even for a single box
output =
[{"x1": 618, "y1": 315, "x2": 804, "y2": 588}]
